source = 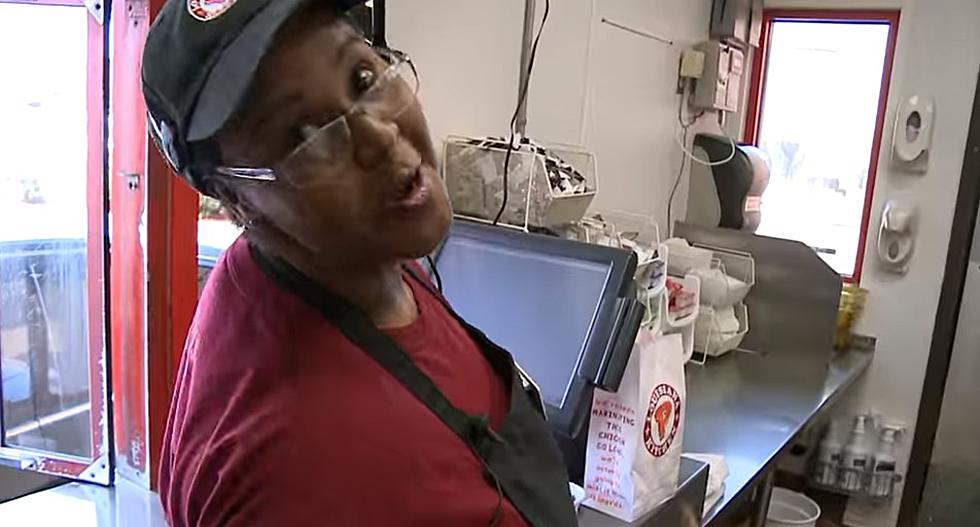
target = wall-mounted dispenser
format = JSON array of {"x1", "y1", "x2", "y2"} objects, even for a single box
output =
[
  {"x1": 877, "y1": 201, "x2": 917, "y2": 274},
  {"x1": 892, "y1": 95, "x2": 935, "y2": 174},
  {"x1": 691, "y1": 41, "x2": 745, "y2": 113}
]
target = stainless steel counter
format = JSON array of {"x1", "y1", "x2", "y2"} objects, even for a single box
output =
[
  {"x1": 578, "y1": 457, "x2": 708, "y2": 527},
  {"x1": 0, "y1": 476, "x2": 167, "y2": 526},
  {"x1": 0, "y1": 466, "x2": 62, "y2": 503},
  {"x1": 685, "y1": 350, "x2": 873, "y2": 525}
]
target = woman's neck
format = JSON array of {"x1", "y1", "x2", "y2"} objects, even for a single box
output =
[
  {"x1": 313, "y1": 261, "x2": 418, "y2": 329},
  {"x1": 254, "y1": 236, "x2": 418, "y2": 328}
]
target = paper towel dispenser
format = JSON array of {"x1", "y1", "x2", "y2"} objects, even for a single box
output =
[{"x1": 892, "y1": 94, "x2": 935, "y2": 174}]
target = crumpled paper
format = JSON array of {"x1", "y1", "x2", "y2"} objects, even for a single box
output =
[{"x1": 443, "y1": 136, "x2": 592, "y2": 228}]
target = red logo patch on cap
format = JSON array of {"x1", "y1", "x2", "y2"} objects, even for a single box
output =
[{"x1": 188, "y1": 0, "x2": 238, "y2": 21}]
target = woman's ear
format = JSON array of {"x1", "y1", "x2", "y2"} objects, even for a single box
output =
[
  {"x1": 238, "y1": 202, "x2": 315, "y2": 269},
  {"x1": 206, "y1": 177, "x2": 253, "y2": 227}
]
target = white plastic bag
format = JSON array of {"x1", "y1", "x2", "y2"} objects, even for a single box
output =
[
  {"x1": 692, "y1": 267, "x2": 750, "y2": 307},
  {"x1": 583, "y1": 330, "x2": 687, "y2": 522}
]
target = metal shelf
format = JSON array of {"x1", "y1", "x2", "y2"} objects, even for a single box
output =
[{"x1": 810, "y1": 462, "x2": 903, "y2": 503}]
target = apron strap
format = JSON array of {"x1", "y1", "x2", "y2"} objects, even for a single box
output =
[
  {"x1": 249, "y1": 245, "x2": 578, "y2": 527},
  {"x1": 249, "y1": 245, "x2": 504, "y2": 454},
  {"x1": 402, "y1": 264, "x2": 548, "y2": 417}
]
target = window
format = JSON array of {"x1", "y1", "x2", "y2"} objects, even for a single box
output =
[
  {"x1": 197, "y1": 196, "x2": 241, "y2": 294},
  {"x1": 1, "y1": 0, "x2": 197, "y2": 489},
  {"x1": 744, "y1": 11, "x2": 899, "y2": 279},
  {"x1": 0, "y1": 1, "x2": 110, "y2": 484}
]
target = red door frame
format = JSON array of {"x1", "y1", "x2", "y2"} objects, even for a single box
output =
[
  {"x1": 742, "y1": 9, "x2": 901, "y2": 283},
  {"x1": 110, "y1": 0, "x2": 149, "y2": 484},
  {"x1": 145, "y1": 140, "x2": 198, "y2": 490},
  {"x1": 0, "y1": 0, "x2": 192, "y2": 488},
  {"x1": 145, "y1": 0, "x2": 199, "y2": 489},
  {"x1": 109, "y1": 0, "x2": 197, "y2": 488}
]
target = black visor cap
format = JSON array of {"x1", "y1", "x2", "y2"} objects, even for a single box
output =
[{"x1": 141, "y1": 0, "x2": 366, "y2": 192}]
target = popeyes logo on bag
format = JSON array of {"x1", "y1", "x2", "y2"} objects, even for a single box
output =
[
  {"x1": 642, "y1": 383, "x2": 681, "y2": 457},
  {"x1": 188, "y1": 0, "x2": 238, "y2": 21}
]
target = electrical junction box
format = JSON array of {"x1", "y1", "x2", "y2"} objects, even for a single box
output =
[
  {"x1": 692, "y1": 40, "x2": 744, "y2": 113},
  {"x1": 710, "y1": 0, "x2": 764, "y2": 48},
  {"x1": 679, "y1": 48, "x2": 706, "y2": 79}
]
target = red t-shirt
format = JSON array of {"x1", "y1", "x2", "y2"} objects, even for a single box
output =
[{"x1": 159, "y1": 237, "x2": 531, "y2": 526}]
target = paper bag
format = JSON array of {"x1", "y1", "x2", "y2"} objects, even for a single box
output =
[{"x1": 583, "y1": 330, "x2": 686, "y2": 522}]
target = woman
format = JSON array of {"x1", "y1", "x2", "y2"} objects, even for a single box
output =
[{"x1": 141, "y1": 0, "x2": 578, "y2": 526}]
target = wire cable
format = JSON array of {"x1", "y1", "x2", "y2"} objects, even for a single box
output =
[
  {"x1": 492, "y1": 0, "x2": 551, "y2": 226},
  {"x1": 667, "y1": 79, "x2": 738, "y2": 235},
  {"x1": 483, "y1": 461, "x2": 505, "y2": 527},
  {"x1": 674, "y1": 79, "x2": 736, "y2": 166},
  {"x1": 424, "y1": 254, "x2": 442, "y2": 292},
  {"x1": 674, "y1": 129, "x2": 737, "y2": 167},
  {"x1": 667, "y1": 79, "x2": 699, "y2": 236},
  {"x1": 493, "y1": 134, "x2": 518, "y2": 226},
  {"x1": 666, "y1": 126, "x2": 690, "y2": 238},
  {"x1": 667, "y1": 81, "x2": 692, "y2": 236}
]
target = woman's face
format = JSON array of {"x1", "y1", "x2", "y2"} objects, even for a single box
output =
[{"x1": 219, "y1": 9, "x2": 451, "y2": 267}]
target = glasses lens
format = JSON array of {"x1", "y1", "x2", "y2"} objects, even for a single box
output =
[
  {"x1": 358, "y1": 60, "x2": 419, "y2": 122},
  {"x1": 278, "y1": 119, "x2": 351, "y2": 187},
  {"x1": 276, "y1": 56, "x2": 420, "y2": 188}
]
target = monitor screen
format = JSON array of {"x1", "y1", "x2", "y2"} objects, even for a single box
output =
[{"x1": 437, "y1": 232, "x2": 613, "y2": 408}]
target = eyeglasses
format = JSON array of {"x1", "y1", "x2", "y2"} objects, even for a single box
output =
[{"x1": 216, "y1": 47, "x2": 420, "y2": 188}]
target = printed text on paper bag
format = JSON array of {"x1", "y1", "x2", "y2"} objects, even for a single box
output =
[{"x1": 586, "y1": 398, "x2": 637, "y2": 510}]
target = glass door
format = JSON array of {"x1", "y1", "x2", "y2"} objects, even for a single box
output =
[
  {"x1": 748, "y1": 13, "x2": 898, "y2": 279},
  {"x1": 0, "y1": 0, "x2": 111, "y2": 485},
  {"x1": 918, "y1": 211, "x2": 980, "y2": 524}
]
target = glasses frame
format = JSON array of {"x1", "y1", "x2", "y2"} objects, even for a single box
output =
[{"x1": 216, "y1": 46, "x2": 419, "y2": 185}]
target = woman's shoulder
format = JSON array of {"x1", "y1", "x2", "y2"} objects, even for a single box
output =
[{"x1": 189, "y1": 238, "x2": 316, "y2": 371}]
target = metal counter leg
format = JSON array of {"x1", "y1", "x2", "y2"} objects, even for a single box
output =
[{"x1": 749, "y1": 470, "x2": 775, "y2": 527}]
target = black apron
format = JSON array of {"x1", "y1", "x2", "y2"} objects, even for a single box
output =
[{"x1": 250, "y1": 245, "x2": 579, "y2": 527}]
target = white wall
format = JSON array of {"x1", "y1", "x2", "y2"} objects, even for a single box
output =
[
  {"x1": 388, "y1": 0, "x2": 717, "y2": 231},
  {"x1": 391, "y1": 1, "x2": 980, "y2": 526},
  {"x1": 387, "y1": 1, "x2": 524, "y2": 143},
  {"x1": 743, "y1": 1, "x2": 980, "y2": 525},
  {"x1": 830, "y1": 1, "x2": 980, "y2": 525}
]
